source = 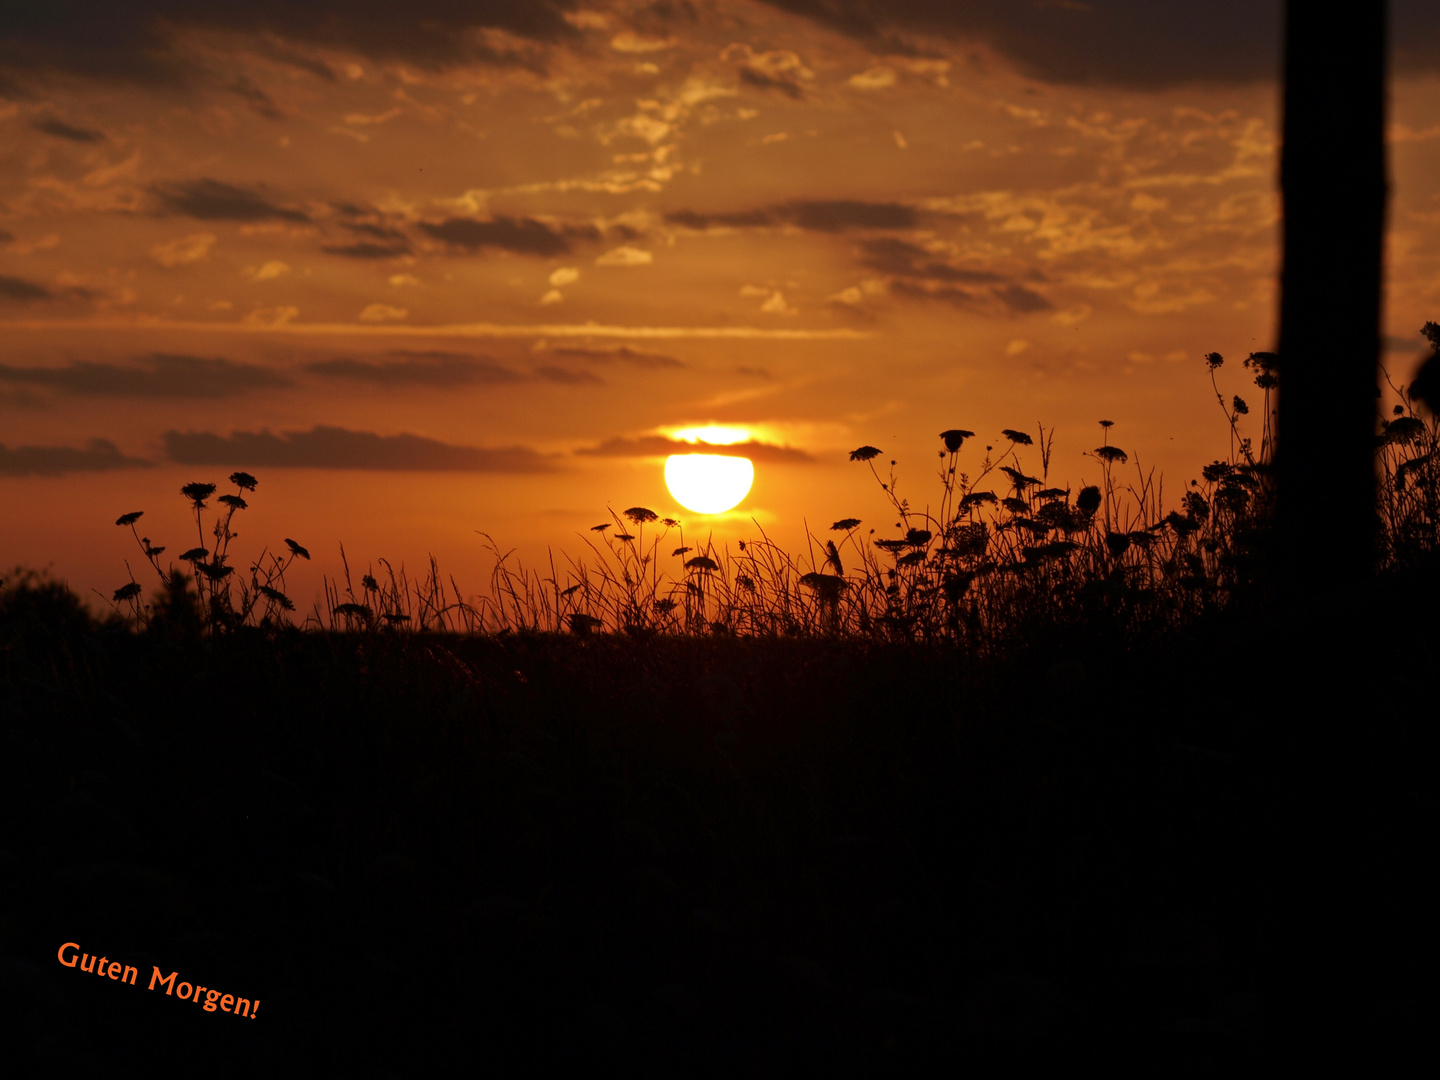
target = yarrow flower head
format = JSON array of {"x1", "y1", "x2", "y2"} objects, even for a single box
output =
[
  {"x1": 181, "y1": 482, "x2": 216, "y2": 509},
  {"x1": 939, "y1": 429, "x2": 974, "y2": 453}
]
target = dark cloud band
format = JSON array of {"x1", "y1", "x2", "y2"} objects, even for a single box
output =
[
  {"x1": 667, "y1": 201, "x2": 915, "y2": 233},
  {"x1": 305, "y1": 355, "x2": 523, "y2": 386},
  {"x1": 418, "y1": 217, "x2": 598, "y2": 257},
  {"x1": 164, "y1": 425, "x2": 559, "y2": 472},
  {"x1": 760, "y1": 1, "x2": 1440, "y2": 85},
  {"x1": 0, "y1": 2, "x2": 580, "y2": 86},
  {"x1": 0, "y1": 438, "x2": 151, "y2": 477},
  {"x1": 0, "y1": 275, "x2": 51, "y2": 301},
  {"x1": 577, "y1": 435, "x2": 813, "y2": 464},
  {"x1": 0, "y1": 354, "x2": 291, "y2": 398},
  {"x1": 153, "y1": 179, "x2": 309, "y2": 223}
]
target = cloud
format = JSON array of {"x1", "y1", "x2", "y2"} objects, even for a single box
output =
[
  {"x1": 151, "y1": 232, "x2": 216, "y2": 267},
  {"x1": 358, "y1": 303, "x2": 408, "y2": 322},
  {"x1": 322, "y1": 241, "x2": 412, "y2": 259},
  {"x1": 32, "y1": 116, "x2": 104, "y2": 142},
  {"x1": 992, "y1": 283, "x2": 1054, "y2": 313},
  {"x1": 788, "y1": 200, "x2": 917, "y2": 232},
  {"x1": 857, "y1": 238, "x2": 1000, "y2": 282},
  {"x1": 321, "y1": 217, "x2": 414, "y2": 258},
  {"x1": 419, "y1": 216, "x2": 597, "y2": 257},
  {"x1": 534, "y1": 365, "x2": 603, "y2": 385},
  {"x1": 0, "y1": 353, "x2": 291, "y2": 398},
  {"x1": 0, "y1": 438, "x2": 151, "y2": 476},
  {"x1": 163, "y1": 425, "x2": 559, "y2": 472},
  {"x1": 229, "y1": 74, "x2": 284, "y2": 119},
  {"x1": 752, "y1": 0, "x2": 1440, "y2": 84},
  {"x1": 889, "y1": 279, "x2": 975, "y2": 310},
  {"x1": 595, "y1": 245, "x2": 652, "y2": 266},
  {"x1": 721, "y1": 43, "x2": 814, "y2": 100},
  {"x1": 0, "y1": 3, "x2": 581, "y2": 88},
  {"x1": 5, "y1": 232, "x2": 60, "y2": 255},
  {"x1": 888, "y1": 279, "x2": 1052, "y2": 316},
  {"x1": 305, "y1": 353, "x2": 523, "y2": 386},
  {"x1": 152, "y1": 178, "x2": 309, "y2": 222},
  {"x1": 246, "y1": 305, "x2": 300, "y2": 326},
  {"x1": 548, "y1": 267, "x2": 579, "y2": 287},
  {"x1": 0, "y1": 274, "x2": 52, "y2": 301},
  {"x1": 758, "y1": 0, "x2": 1283, "y2": 86},
  {"x1": 666, "y1": 209, "x2": 775, "y2": 230},
  {"x1": 852, "y1": 237, "x2": 1052, "y2": 315},
  {"x1": 668, "y1": 201, "x2": 916, "y2": 233},
  {"x1": 848, "y1": 66, "x2": 897, "y2": 90},
  {"x1": 577, "y1": 435, "x2": 813, "y2": 464},
  {"x1": 610, "y1": 32, "x2": 673, "y2": 54},
  {"x1": 248, "y1": 260, "x2": 291, "y2": 281},
  {"x1": 546, "y1": 344, "x2": 683, "y2": 369}
]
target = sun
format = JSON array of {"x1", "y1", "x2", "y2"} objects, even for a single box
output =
[{"x1": 664, "y1": 454, "x2": 754, "y2": 514}]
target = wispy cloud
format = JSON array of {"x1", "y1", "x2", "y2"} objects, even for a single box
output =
[
  {"x1": 0, "y1": 353, "x2": 291, "y2": 398},
  {"x1": 545, "y1": 344, "x2": 684, "y2": 369},
  {"x1": 164, "y1": 425, "x2": 559, "y2": 472},
  {"x1": 418, "y1": 216, "x2": 598, "y2": 256},
  {"x1": 321, "y1": 240, "x2": 412, "y2": 259},
  {"x1": 0, "y1": 438, "x2": 150, "y2": 476},
  {"x1": 667, "y1": 200, "x2": 918, "y2": 232},
  {"x1": 0, "y1": 318, "x2": 873, "y2": 341},
  {"x1": 152, "y1": 178, "x2": 309, "y2": 222},
  {"x1": 305, "y1": 353, "x2": 523, "y2": 386},
  {"x1": 577, "y1": 434, "x2": 813, "y2": 464},
  {"x1": 0, "y1": 275, "x2": 52, "y2": 301},
  {"x1": 150, "y1": 232, "x2": 216, "y2": 266},
  {"x1": 534, "y1": 365, "x2": 602, "y2": 385},
  {"x1": 32, "y1": 116, "x2": 104, "y2": 142},
  {"x1": 0, "y1": 2, "x2": 580, "y2": 88}
]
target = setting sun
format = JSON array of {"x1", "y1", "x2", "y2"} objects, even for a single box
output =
[{"x1": 664, "y1": 453, "x2": 755, "y2": 514}]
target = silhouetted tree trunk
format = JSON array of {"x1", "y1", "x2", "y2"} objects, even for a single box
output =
[
  {"x1": 1275, "y1": 5, "x2": 1387, "y2": 592},
  {"x1": 1271, "y1": 7, "x2": 1390, "y2": 1066}
]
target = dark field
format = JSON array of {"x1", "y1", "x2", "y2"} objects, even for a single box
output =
[{"x1": 2, "y1": 574, "x2": 1436, "y2": 1074}]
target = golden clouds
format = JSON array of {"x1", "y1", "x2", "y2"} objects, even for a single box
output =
[
  {"x1": 151, "y1": 234, "x2": 216, "y2": 267},
  {"x1": 359, "y1": 303, "x2": 408, "y2": 322},
  {"x1": 594, "y1": 246, "x2": 652, "y2": 266}
]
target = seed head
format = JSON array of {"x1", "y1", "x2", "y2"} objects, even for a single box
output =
[
  {"x1": 181, "y1": 482, "x2": 216, "y2": 508},
  {"x1": 940, "y1": 429, "x2": 974, "y2": 452}
]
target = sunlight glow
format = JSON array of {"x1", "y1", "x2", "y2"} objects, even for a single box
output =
[
  {"x1": 664, "y1": 454, "x2": 755, "y2": 514},
  {"x1": 668, "y1": 424, "x2": 751, "y2": 446}
]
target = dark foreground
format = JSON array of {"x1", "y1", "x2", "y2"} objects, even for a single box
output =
[{"x1": 1, "y1": 578, "x2": 1435, "y2": 1074}]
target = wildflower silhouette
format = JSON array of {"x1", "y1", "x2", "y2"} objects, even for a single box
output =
[{"x1": 101, "y1": 322, "x2": 1440, "y2": 643}]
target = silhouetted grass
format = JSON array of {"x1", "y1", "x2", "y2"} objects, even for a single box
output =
[
  {"x1": 98, "y1": 331, "x2": 1440, "y2": 655},
  {"x1": 3, "y1": 331, "x2": 1437, "y2": 1072}
]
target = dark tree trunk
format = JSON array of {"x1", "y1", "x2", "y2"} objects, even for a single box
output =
[
  {"x1": 1270, "y1": 6, "x2": 1391, "y2": 1066},
  {"x1": 1275, "y1": 5, "x2": 1387, "y2": 591}
]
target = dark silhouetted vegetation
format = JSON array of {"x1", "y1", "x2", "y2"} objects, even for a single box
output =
[{"x1": 4, "y1": 331, "x2": 1437, "y2": 1073}]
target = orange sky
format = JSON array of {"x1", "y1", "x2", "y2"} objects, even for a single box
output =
[{"x1": 3, "y1": 2, "x2": 1439, "y2": 616}]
